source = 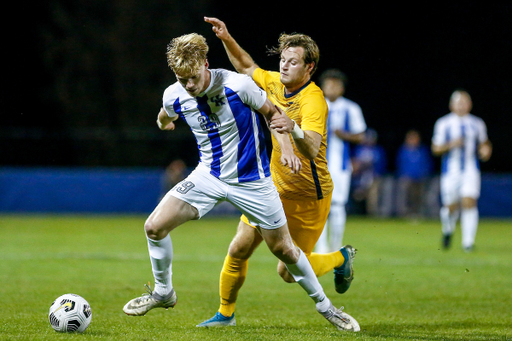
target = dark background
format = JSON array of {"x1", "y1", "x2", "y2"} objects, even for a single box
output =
[{"x1": 4, "y1": 2, "x2": 511, "y2": 173}]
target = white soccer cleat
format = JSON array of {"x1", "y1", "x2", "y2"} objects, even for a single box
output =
[
  {"x1": 123, "y1": 283, "x2": 177, "y2": 316},
  {"x1": 320, "y1": 304, "x2": 360, "y2": 332}
]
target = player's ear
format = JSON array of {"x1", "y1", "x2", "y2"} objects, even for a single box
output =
[
  {"x1": 204, "y1": 59, "x2": 209, "y2": 69},
  {"x1": 307, "y1": 62, "x2": 315, "y2": 75}
]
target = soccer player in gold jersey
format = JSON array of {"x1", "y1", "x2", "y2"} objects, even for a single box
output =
[{"x1": 198, "y1": 17, "x2": 357, "y2": 327}]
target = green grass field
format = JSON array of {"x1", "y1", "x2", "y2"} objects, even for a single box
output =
[{"x1": 1, "y1": 214, "x2": 511, "y2": 341}]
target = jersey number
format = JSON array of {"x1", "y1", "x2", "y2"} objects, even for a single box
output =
[
  {"x1": 198, "y1": 113, "x2": 220, "y2": 131},
  {"x1": 175, "y1": 181, "x2": 195, "y2": 194}
]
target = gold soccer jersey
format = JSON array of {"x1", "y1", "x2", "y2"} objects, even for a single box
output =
[{"x1": 252, "y1": 68, "x2": 333, "y2": 201}]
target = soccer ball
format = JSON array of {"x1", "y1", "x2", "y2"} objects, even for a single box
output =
[{"x1": 48, "y1": 294, "x2": 92, "y2": 333}]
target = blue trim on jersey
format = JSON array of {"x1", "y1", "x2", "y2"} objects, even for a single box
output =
[
  {"x1": 460, "y1": 124, "x2": 466, "y2": 171},
  {"x1": 196, "y1": 94, "x2": 223, "y2": 178},
  {"x1": 310, "y1": 160, "x2": 323, "y2": 200},
  {"x1": 471, "y1": 123, "x2": 480, "y2": 170},
  {"x1": 342, "y1": 109, "x2": 351, "y2": 171},
  {"x1": 256, "y1": 119, "x2": 271, "y2": 178},
  {"x1": 173, "y1": 98, "x2": 202, "y2": 159},
  {"x1": 173, "y1": 98, "x2": 182, "y2": 117},
  {"x1": 225, "y1": 87, "x2": 270, "y2": 182},
  {"x1": 441, "y1": 127, "x2": 450, "y2": 174},
  {"x1": 284, "y1": 80, "x2": 311, "y2": 99}
]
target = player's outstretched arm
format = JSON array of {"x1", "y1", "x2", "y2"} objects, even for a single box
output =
[
  {"x1": 157, "y1": 108, "x2": 177, "y2": 131},
  {"x1": 204, "y1": 17, "x2": 258, "y2": 77}
]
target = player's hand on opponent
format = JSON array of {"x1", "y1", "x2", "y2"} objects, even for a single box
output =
[
  {"x1": 157, "y1": 108, "x2": 176, "y2": 131},
  {"x1": 269, "y1": 108, "x2": 295, "y2": 134},
  {"x1": 280, "y1": 149, "x2": 302, "y2": 174},
  {"x1": 204, "y1": 17, "x2": 229, "y2": 40}
]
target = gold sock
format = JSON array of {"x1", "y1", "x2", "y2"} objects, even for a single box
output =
[
  {"x1": 307, "y1": 250, "x2": 344, "y2": 278},
  {"x1": 218, "y1": 254, "x2": 248, "y2": 317}
]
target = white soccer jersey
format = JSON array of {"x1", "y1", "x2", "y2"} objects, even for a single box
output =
[
  {"x1": 432, "y1": 112, "x2": 488, "y2": 175},
  {"x1": 326, "y1": 97, "x2": 367, "y2": 172},
  {"x1": 163, "y1": 69, "x2": 270, "y2": 184}
]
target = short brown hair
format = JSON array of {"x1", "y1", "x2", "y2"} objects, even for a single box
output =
[
  {"x1": 166, "y1": 33, "x2": 208, "y2": 75},
  {"x1": 268, "y1": 33, "x2": 320, "y2": 76},
  {"x1": 318, "y1": 69, "x2": 348, "y2": 87}
]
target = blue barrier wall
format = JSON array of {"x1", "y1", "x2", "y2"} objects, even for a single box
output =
[
  {"x1": 0, "y1": 168, "x2": 162, "y2": 213},
  {"x1": 479, "y1": 173, "x2": 512, "y2": 217},
  {"x1": 1, "y1": 168, "x2": 511, "y2": 217}
]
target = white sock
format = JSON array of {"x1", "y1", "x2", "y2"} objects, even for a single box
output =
[
  {"x1": 315, "y1": 222, "x2": 329, "y2": 253},
  {"x1": 284, "y1": 249, "x2": 331, "y2": 313},
  {"x1": 329, "y1": 203, "x2": 346, "y2": 250},
  {"x1": 450, "y1": 209, "x2": 460, "y2": 231},
  {"x1": 440, "y1": 207, "x2": 458, "y2": 235},
  {"x1": 461, "y1": 207, "x2": 478, "y2": 248},
  {"x1": 147, "y1": 234, "x2": 173, "y2": 297}
]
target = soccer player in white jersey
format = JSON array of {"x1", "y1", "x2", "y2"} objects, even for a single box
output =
[
  {"x1": 122, "y1": 33, "x2": 360, "y2": 332},
  {"x1": 315, "y1": 69, "x2": 366, "y2": 252},
  {"x1": 431, "y1": 90, "x2": 492, "y2": 252}
]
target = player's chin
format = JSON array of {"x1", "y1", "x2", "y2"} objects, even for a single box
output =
[
  {"x1": 280, "y1": 75, "x2": 290, "y2": 84},
  {"x1": 186, "y1": 89, "x2": 199, "y2": 97}
]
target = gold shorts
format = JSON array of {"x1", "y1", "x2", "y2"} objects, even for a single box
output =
[{"x1": 241, "y1": 193, "x2": 332, "y2": 254}]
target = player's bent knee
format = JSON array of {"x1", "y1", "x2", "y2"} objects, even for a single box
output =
[
  {"x1": 461, "y1": 197, "x2": 477, "y2": 209},
  {"x1": 228, "y1": 244, "x2": 252, "y2": 259},
  {"x1": 144, "y1": 219, "x2": 166, "y2": 240},
  {"x1": 447, "y1": 203, "x2": 460, "y2": 213}
]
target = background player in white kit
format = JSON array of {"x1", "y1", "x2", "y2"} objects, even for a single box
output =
[
  {"x1": 432, "y1": 89, "x2": 492, "y2": 252},
  {"x1": 122, "y1": 33, "x2": 360, "y2": 332},
  {"x1": 316, "y1": 69, "x2": 367, "y2": 252}
]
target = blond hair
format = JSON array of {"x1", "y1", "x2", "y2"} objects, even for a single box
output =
[
  {"x1": 268, "y1": 33, "x2": 320, "y2": 75},
  {"x1": 166, "y1": 33, "x2": 209, "y2": 75}
]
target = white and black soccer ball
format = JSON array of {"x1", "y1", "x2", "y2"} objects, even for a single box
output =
[{"x1": 48, "y1": 294, "x2": 92, "y2": 333}]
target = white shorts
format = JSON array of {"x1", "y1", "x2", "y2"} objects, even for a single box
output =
[
  {"x1": 169, "y1": 163, "x2": 286, "y2": 229},
  {"x1": 330, "y1": 169, "x2": 351, "y2": 205},
  {"x1": 440, "y1": 171, "x2": 481, "y2": 206}
]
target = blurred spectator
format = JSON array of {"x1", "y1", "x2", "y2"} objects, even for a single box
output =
[
  {"x1": 431, "y1": 89, "x2": 492, "y2": 252},
  {"x1": 351, "y1": 128, "x2": 387, "y2": 216},
  {"x1": 160, "y1": 159, "x2": 189, "y2": 199},
  {"x1": 316, "y1": 69, "x2": 367, "y2": 252},
  {"x1": 395, "y1": 129, "x2": 433, "y2": 218}
]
